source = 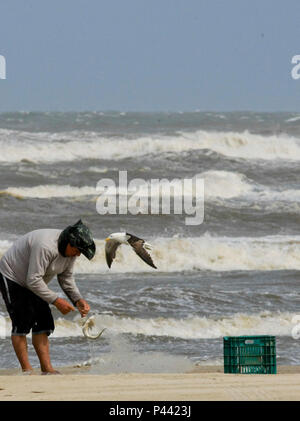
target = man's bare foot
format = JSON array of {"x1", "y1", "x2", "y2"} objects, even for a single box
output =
[
  {"x1": 22, "y1": 369, "x2": 34, "y2": 375},
  {"x1": 41, "y1": 370, "x2": 61, "y2": 375}
]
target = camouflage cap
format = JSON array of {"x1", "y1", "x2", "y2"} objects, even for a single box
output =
[{"x1": 59, "y1": 219, "x2": 96, "y2": 260}]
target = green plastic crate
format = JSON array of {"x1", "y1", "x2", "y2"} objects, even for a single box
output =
[{"x1": 223, "y1": 335, "x2": 276, "y2": 374}]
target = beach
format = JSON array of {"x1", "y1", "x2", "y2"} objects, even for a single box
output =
[
  {"x1": 0, "y1": 365, "x2": 299, "y2": 401},
  {"x1": 1, "y1": 112, "x2": 300, "y2": 403}
]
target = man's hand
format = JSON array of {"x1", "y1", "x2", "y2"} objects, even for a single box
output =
[
  {"x1": 75, "y1": 299, "x2": 90, "y2": 317},
  {"x1": 53, "y1": 297, "x2": 75, "y2": 315}
]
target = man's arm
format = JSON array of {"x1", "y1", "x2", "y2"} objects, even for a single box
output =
[
  {"x1": 26, "y1": 245, "x2": 76, "y2": 315},
  {"x1": 57, "y1": 260, "x2": 90, "y2": 317}
]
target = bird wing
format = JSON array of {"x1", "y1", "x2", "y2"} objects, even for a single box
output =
[
  {"x1": 105, "y1": 239, "x2": 121, "y2": 268},
  {"x1": 127, "y1": 234, "x2": 157, "y2": 269}
]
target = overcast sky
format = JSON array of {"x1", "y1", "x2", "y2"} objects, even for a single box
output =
[{"x1": 1, "y1": 0, "x2": 300, "y2": 112}]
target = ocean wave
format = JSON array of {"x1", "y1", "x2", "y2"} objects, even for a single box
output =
[
  {"x1": 76, "y1": 234, "x2": 300, "y2": 273},
  {"x1": 4, "y1": 169, "x2": 300, "y2": 205},
  {"x1": 43, "y1": 311, "x2": 300, "y2": 339},
  {"x1": 203, "y1": 170, "x2": 253, "y2": 198},
  {"x1": 183, "y1": 130, "x2": 300, "y2": 160},
  {"x1": 285, "y1": 116, "x2": 300, "y2": 123},
  {"x1": 0, "y1": 185, "x2": 97, "y2": 199},
  {"x1": 1, "y1": 234, "x2": 300, "y2": 273},
  {"x1": 0, "y1": 170, "x2": 251, "y2": 200},
  {"x1": 1, "y1": 129, "x2": 300, "y2": 163},
  {"x1": 1, "y1": 169, "x2": 292, "y2": 203},
  {"x1": 87, "y1": 311, "x2": 295, "y2": 339},
  {"x1": 1, "y1": 311, "x2": 293, "y2": 339}
]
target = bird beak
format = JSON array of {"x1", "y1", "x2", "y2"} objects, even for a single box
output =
[{"x1": 105, "y1": 238, "x2": 109, "y2": 241}]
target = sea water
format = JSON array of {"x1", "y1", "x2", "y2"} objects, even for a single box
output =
[{"x1": 0, "y1": 111, "x2": 300, "y2": 372}]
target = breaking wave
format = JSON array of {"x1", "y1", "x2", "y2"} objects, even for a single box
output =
[
  {"x1": 2, "y1": 234, "x2": 300, "y2": 273},
  {"x1": 3, "y1": 170, "x2": 300, "y2": 203},
  {"x1": 1, "y1": 129, "x2": 300, "y2": 163},
  {"x1": 0, "y1": 311, "x2": 294, "y2": 339}
]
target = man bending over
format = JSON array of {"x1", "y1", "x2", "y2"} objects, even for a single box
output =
[{"x1": 0, "y1": 219, "x2": 95, "y2": 374}]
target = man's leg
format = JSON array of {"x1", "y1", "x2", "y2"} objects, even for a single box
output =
[
  {"x1": 11, "y1": 335, "x2": 33, "y2": 372},
  {"x1": 32, "y1": 333, "x2": 59, "y2": 374}
]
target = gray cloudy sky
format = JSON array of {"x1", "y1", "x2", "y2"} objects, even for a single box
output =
[{"x1": 0, "y1": 0, "x2": 300, "y2": 112}]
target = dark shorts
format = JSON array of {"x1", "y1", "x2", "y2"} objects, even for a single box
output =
[{"x1": 0, "y1": 273, "x2": 55, "y2": 336}]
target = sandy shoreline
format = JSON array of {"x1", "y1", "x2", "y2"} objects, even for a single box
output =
[{"x1": 0, "y1": 365, "x2": 299, "y2": 401}]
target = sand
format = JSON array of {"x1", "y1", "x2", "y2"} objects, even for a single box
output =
[{"x1": 0, "y1": 365, "x2": 299, "y2": 401}]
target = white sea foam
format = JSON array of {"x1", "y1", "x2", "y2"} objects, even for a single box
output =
[
  {"x1": 202, "y1": 170, "x2": 253, "y2": 198},
  {"x1": 1, "y1": 129, "x2": 300, "y2": 162},
  {"x1": 46, "y1": 311, "x2": 298, "y2": 339},
  {"x1": 0, "y1": 170, "x2": 263, "y2": 201},
  {"x1": 93, "y1": 311, "x2": 295, "y2": 339},
  {"x1": 2, "y1": 233, "x2": 300, "y2": 272},
  {"x1": 286, "y1": 116, "x2": 300, "y2": 122},
  {"x1": 0, "y1": 310, "x2": 296, "y2": 339},
  {"x1": 0, "y1": 170, "x2": 252, "y2": 200},
  {"x1": 72, "y1": 234, "x2": 300, "y2": 273},
  {"x1": 1, "y1": 234, "x2": 300, "y2": 273},
  {"x1": 4, "y1": 169, "x2": 300, "y2": 205},
  {"x1": 0, "y1": 185, "x2": 97, "y2": 199},
  {"x1": 180, "y1": 130, "x2": 300, "y2": 160}
]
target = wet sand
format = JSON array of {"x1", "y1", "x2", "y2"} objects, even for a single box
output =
[{"x1": 0, "y1": 365, "x2": 299, "y2": 401}]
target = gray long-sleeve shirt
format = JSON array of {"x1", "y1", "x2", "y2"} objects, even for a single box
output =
[{"x1": 0, "y1": 229, "x2": 82, "y2": 305}]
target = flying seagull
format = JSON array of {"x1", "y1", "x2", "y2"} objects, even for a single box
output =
[{"x1": 105, "y1": 232, "x2": 157, "y2": 269}]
